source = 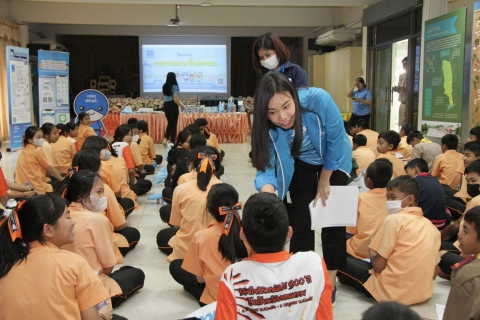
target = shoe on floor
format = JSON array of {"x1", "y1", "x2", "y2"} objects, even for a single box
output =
[
  {"x1": 332, "y1": 286, "x2": 337, "y2": 307},
  {"x1": 163, "y1": 138, "x2": 167, "y2": 146}
]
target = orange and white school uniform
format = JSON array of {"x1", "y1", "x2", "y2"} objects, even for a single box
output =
[
  {"x1": 363, "y1": 207, "x2": 441, "y2": 305},
  {"x1": 108, "y1": 156, "x2": 139, "y2": 208},
  {"x1": 101, "y1": 160, "x2": 122, "y2": 195},
  {"x1": 182, "y1": 220, "x2": 232, "y2": 304},
  {"x1": 75, "y1": 123, "x2": 96, "y2": 149},
  {"x1": 397, "y1": 136, "x2": 413, "y2": 161},
  {"x1": 14, "y1": 144, "x2": 53, "y2": 193},
  {"x1": 177, "y1": 171, "x2": 197, "y2": 186},
  {"x1": 0, "y1": 241, "x2": 110, "y2": 320},
  {"x1": 432, "y1": 150, "x2": 463, "y2": 190},
  {"x1": 347, "y1": 188, "x2": 389, "y2": 259},
  {"x1": 207, "y1": 133, "x2": 221, "y2": 153},
  {"x1": 357, "y1": 129, "x2": 379, "y2": 157},
  {"x1": 68, "y1": 135, "x2": 80, "y2": 152},
  {"x1": 130, "y1": 142, "x2": 144, "y2": 174},
  {"x1": 352, "y1": 146, "x2": 376, "y2": 175},
  {"x1": 139, "y1": 132, "x2": 156, "y2": 165},
  {"x1": 215, "y1": 251, "x2": 333, "y2": 320},
  {"x1": 52, "y1": 135, "x2": 77, "y2": 174},
  {"x1": 42, "y1": 138, "x2": 54, "y2": 165},
  {"x1": 112, "y1": 142, "x2": 136, "y2": 171},
  {"x1": 62, "y1": 202, "x2": 123, "y2": 297},
  {"x1": 376, "y1": 151, "x2": 406, "y2": 178},
  {"x1": 103, "y1": 183, "x2": 130, "y2": 250},
  {"x1": 167, "y1": 177, "x2": 222, "y2": 262}
]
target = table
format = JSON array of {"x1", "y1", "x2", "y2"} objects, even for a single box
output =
[{"x1": 103, "y1": 113, "x2": 250, "y2": 143}]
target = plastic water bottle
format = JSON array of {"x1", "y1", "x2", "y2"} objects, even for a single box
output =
[
  {"x1": 25, "y1": 182, "x2": 30, "y2": 190},
  {"x1": 152, "y1": 160, "x2": 157, "y2": 169}
]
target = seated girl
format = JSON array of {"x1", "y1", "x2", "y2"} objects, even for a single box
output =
[
  {"x1": 137, "y1": 120, "x2": 163, "y2": 174},
  {"x1": 58, "y1": 169, "x2": 145, "y2": 308},
  {"x1": 52, "y1": 123, "x2": 77, "y2": 175},
  {"x1": 164, "y1": 129, "x2": 191, "y2": 188},
  {"x1": 170, "y1": 183, "x2": 248, "y2": 306},
  {"x1": 14, "y1": 126, "x2": 63, "y2": 194},
  {"x1": 0, "y1": 194, "x2": 115, "y2": 319},
  {"x1": 156, "y1": 146, "x2": 222, "y2": 262},
  {"x1": 75, "y1": 112, "x2": 96, "y2": 149},
  {"x1": 66, "y1": 121, "x2": 80, "y2": 152},
  {"x1": 40, "y1": 122, "x2": 59, "y2": 165}
]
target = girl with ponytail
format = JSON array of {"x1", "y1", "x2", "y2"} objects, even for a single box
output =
[
  {"x1": 170, "y1": 183, "x2": 247, "y2": 306},
  {"x1": 156, "y1": 146, "x2": 222, "y2": 263}
]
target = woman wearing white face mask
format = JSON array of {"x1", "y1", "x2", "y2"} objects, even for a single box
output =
[
  {"x1": 14, "y1": 126, "x2": 63, "y2": 194},
  {"x1": 60, "y1": 169, "x2": 145, "y2": 308},
  {"x1": 252, "y1": 32, "x2": 309, "y2": 88}
]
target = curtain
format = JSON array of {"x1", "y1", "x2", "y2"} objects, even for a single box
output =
[{"x1": 0, "y1": 18, "x2": 21, "y2": 142}]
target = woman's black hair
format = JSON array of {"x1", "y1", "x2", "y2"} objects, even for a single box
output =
[
  {"x1": 0, "y1": 194, "x2": 66, "y2": 279},
  {"x1": 56, "y1": 123, "x2": 68, "y2": 137},
  {"x1": 193, "y1": 146, "x2": 221, "y2": 191},
  {"x1": 173, "y1": 129, "x2": 191, "y2": 149},
  {"x1": 252, "y1": 32, "x2": 290, "y2": 74},
  {"x1": 23, "y1": 126, "x2": 41, "y2": 147},
  {"x1": 65, "y1": 121, "x2": 78, "y2": 134},
  {"x1": 171, "y1": 149, "x2": 196, "y2": 191},
  {"x1": 189, "y1": 133, "x2": 207, "y2": 149},
  {"x1": 206, "y1": 184, "x2": 247, "y2": 264},
  {"x1": 76, "y1": 112, "x2": 89, "y2": 125},
  {"x1": 251, "y1": 73, "x2": 303, "y2": 171},
  {"x1": 41, "y1": 123, "x2": 56, "y2": 137},
  {"x1": 59, "y1": 169, "x2": 102, "y2": 205},
  {"x1": 82, "y1": 136, "x2": 118, "y2": 157},
  {"x1": 113, "y1": 124, "x2": 132, "y2": 143},
  {"x1": 162, "y1": 72, "x2": 179, "y2": 96},
  {"x1": 357, "y1": 77, "x2": 367, "y2": 88}
]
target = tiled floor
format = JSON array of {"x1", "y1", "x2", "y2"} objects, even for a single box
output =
[{"x1": 1, "y1": 141, "x2": 451, "y2": 319}]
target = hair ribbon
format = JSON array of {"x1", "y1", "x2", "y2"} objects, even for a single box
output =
[
  {"x1": 61, "y1": 167, "x2": 78, "y2": 198},
  {"x1": 200, "y1": 126, "x2": 210, "y2": 135},
  {"x1": 198, "y1": 152, "x2": 217, "y2": 174},
  {"x1": 8, "y1": 200, "x2": 26, "y2": 242},
  {"x1": 219, "y1": 202, "x2": 242, "y2": 236}
]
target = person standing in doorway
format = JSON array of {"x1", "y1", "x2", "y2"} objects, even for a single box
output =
[
  {"x1": 347, "y1": 77, "x2": 372, "y2": 126},
  {"x1": 394, "y1": 57, "x2": 408, "y2": 127},
  {"x1": 162, "y1": 72, "x2": 185, "y2": 146}
]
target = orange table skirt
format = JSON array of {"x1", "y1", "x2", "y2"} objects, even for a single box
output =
[{"x1": 103, "y1": 113, "x2": 250, "y2": 143}]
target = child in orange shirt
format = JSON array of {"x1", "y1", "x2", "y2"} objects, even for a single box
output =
[
  {"x1": 397, "y1": 123, "x2": 413, "y2": 161},
  {"x1": 376, "y1": 130, "x2": 406, "y2": 178},
  {"x1": 337, "y1": 175, "x2": 440, "y2": 305},
  {"x1": 66, "y1": 122, "x2": 79, "y2": 152},
  {"x1": 346, "y1": 160, "x2": 392, "y2": 259},
  {"x1": 40, "y1": 123, "x2": 59, "y2": 166},
  {"x1": 170, "y1": 183, "x2": 248, "y2": 306},
  {"x1": 352, "y1": 134, "x2": 376, "y2": 176},
  {"x1": 75, "y1": 112, "x2": 96, "y2": 149},
  {"x1": 52, "y1": 123, "x2": 77, "y2": 175},
  {"x1": 195, "y1": 118, "x2": 224, "y2": 158},
  {"x1": 432, "y1": 134, "x2": 462, "y2": 190},
  {"x1": 137, "y1": 120, "x2": 163, "y2": 174}
]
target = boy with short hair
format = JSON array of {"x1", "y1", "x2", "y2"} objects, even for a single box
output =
[
  {"x1": 397, "y1": 123, "x2": 413, "y2": 161},
  {"x1": 376, "y1": 130, "x2": 406, "y2": 178},
  {"x1": 337, "y1": 176, "x2": 441, "y2": 305},
  {"x1": 346, "y1": 160, "x2": 391, "y2": 259},
  {"x1": 356, "y1": 120, "x2": 379, "y2": 156},
  {"x1": 407, "y1": 131, "x2": 442, "y2": 174},
  {"x1": 468, "y1": 126, "x2": 480, "y2": 142},
  {"x1": 431, "y1": 134, "x2": 462, "y2": 190},
  {"x1": 215, "y1": 192, "x2": 333, "y2": 320},
  {"x1": 405, "y1": 158, "x2": 449, "y2": 229},
  {"x1": 443, "y1": 206, "x2": 480, "y2": 320},
  {"x1": 352, "y1": 134, "x2": 376, "y2": 176}
]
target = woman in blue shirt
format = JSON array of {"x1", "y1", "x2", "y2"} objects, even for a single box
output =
[
  {"x1": 162, "y1": 72, "x2": 185, "y2": 145},
  {"x1": 252, "y1": 32, "x2": 308, "y2": 88},
  {"x1": 251, "y1": 72, "x2": 352, "y2": 300},
  {"x1": 347, "y1": 77, "x2": 372, "y2": 126}
]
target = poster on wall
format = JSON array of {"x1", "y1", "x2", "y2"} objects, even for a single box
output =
[
  {"x1": 470, "y1": 1, "x2": 480, "y2": 129},
  {"x1": 73, "y1": 89, "x2": 109, "y2": 137},
  {"x1": 37, "y1": 50, "x2": 70, "y2": 126},
  {"x1": 6, "y1": 46, "x2": 32, "y2": 150},
  {"x1": 422, "y1": 7, "x2": 466, "y2": 138}
]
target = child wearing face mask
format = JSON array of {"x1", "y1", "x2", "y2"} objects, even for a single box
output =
[
  {"x1": 58, "y1": 169, "x2": 145, "y2": 308},
  {"x1": 337, "y1": 175, "x2": 441, "y2": 305},
  {"x1": 75, "y1": 112, "x2": 97, "y2": 149},
  {"x1": 14, "y1": 126, "x2": 63, "y2": 194}
]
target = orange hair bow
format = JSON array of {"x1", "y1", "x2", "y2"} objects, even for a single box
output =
[
  {"x1": 8, "y1": 200, "x2": 26, "y2": 242},
  {"x1": 219, "y1": 202, "x2": 242, "y2": 236},
  {"x1": 198, "y1": 152, "x2": 217, "y2": 174},
  {"x1": 200, "y1": 126, "x2": 210, "y2": 135}
]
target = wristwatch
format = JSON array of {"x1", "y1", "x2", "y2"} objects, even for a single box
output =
[{"x1": 30, "y1": 187, "x2": 35, "y2": 192}]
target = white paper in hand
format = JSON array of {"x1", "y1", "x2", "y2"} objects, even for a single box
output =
[{"x1": 308, "y1": 186, "x2": 359, "y2": 230}]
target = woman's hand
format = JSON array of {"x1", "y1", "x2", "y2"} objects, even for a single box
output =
[{"x1": 313, "y1": 169, "x2": 333, "y2": 207}]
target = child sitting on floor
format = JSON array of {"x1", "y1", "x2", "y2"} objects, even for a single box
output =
[
  {"x1": 376, "y1": 130, "x2": 406, "y2": 178},
  {"x1": 337, "y1": 175, "x2": 440, "y2": 306},
  {"x1": 215, "y1": 192, "x2": 333, "y2": 319},
  {"x1": 170, "y1": 183, "x2": 248, "y2": 306},
  {"x1": 346, "y1": 160, "x2": 392, "y2": 259},
  {"x1": 407, "y1": 131, "x2": 442, "y2": 174},
  {"x1": 352, "y1": 134, "x2": 376, "y2": 176},
  {"x1": 432, "y1": 134, "x2": 462, "y2": 190},
  {"x1": 443, "y1": 206, "x2": 480, "y2": 320}
]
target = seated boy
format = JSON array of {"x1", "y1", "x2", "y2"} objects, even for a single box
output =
[
  {"x1": 467, "y1": 125, "x2": 480, "y2": 142},
  {"x1": 376, "y1": 130, "x2": 406, "y2": 178},
  {"x1": 347, "y1": 160, "x2": 392, "y2": 259},
  {"x1": 215, "y1": 192, "x2": 333, "y2": 320},
  {"x1": 432, "y1": 134, "x2": 462, "y2": 190},
  {"x1": 337, "y1": 176, "x2": 441, "y2": 305},
  {"x1": 355, "y1": 120, "x2": 379, "y2": 156},
  {"x1": 443, "y1": 206, "x2": 480, "y2": 320},
  {"x1": 397, "y1": 123, "x2": 413, "y2": 161},
  {"x1": 352, "y1": 134, "x2": 376, "y2": 176},
  {"x1": 405, "y1": 158, "x2": 449, "y2": 229},
  {"x1": 136, "y1": 120, "x2": 163, "y2": 174},
  {"x1": 407, "y1": 131, "x2": 442, "y2": 174}
]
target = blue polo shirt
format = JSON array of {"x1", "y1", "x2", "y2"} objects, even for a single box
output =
[
  {"x1": 353, "y1": 88, "x2": 372, "y2": 116},
  {"x1": 164, "y1": 84, "x2": 179, "y2": 102}
]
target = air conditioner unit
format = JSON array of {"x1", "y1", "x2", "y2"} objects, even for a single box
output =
[
  {"x1": 31, "y1": 40, "x2": 68, "y2": 52},
  {"x1": 316, "y1": 29, "x2": 357, "y2": 46}
]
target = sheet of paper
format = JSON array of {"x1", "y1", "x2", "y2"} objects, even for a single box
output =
[
  {"x1": 436, "y1": 304, "x2": 445, "y2": 320},
  {"x1": 309, "y1": 186, "x2": 358, "y2": 230}
]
